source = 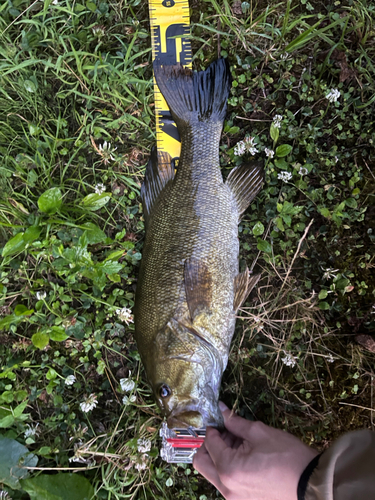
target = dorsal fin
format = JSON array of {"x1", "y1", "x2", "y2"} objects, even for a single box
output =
[
  {"x1": 226, "y1": 163, "x2": 264, "y2": 217},
  {"x1": 233, "y1": 269, "x2": 260, "y2": 312},
  {"x1": 141, "y1": 148, "x2": 175, "y2": 222}
]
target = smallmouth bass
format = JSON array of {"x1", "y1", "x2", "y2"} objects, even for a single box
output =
[{"x1": 134, "y1": 58, "x2": 263, "y2": 429}]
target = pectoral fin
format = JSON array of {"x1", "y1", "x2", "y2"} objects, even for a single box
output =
[
  {"x1": 184, "y1": 258, "x2": 212, "y2": 322},
  {"x1": 141, "y1": 147, "x2": 175, "y2": 224},
  {"x1": 233, "y1": 269, "x2": 260, "y2": 312},
  {"x1": 226, "y1": 163, "x2": 264, "y2": 217}
]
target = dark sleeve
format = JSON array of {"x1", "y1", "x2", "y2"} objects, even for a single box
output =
[{"x1": 298, "y1": 430, "x2": 375, "y2": 500}]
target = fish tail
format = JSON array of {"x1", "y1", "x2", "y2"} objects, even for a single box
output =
[{"x1": 153, "y1": 58, "x2": 231, "y2": 128}]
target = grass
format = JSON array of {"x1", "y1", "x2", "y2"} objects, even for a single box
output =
[{"x1": 0, "y1": 0, "x2": 374, "y2": 498}]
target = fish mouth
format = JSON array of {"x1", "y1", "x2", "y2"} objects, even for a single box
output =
[{"x1": 167, "y1": 401, "x2": 224, "y2": 429}]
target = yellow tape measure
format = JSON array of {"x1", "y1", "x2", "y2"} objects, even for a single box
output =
[{"x1": 148, "y1": 0, "x2": 192, "y2": 162}]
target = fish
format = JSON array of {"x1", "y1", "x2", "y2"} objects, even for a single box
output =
[{"x1": 134, "y1": 58, "x2": 263, "y2": 430}]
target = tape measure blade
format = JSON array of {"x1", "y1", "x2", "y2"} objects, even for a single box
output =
[{"x1": 149, "y1": 0, "x2": 192, "y2": 160}]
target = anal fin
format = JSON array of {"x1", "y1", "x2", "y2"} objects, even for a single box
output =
[
  {"x1": 233, "y1": 269, "x2": 260, "y2": 312},
  {"x1": 226, "y1": 163, "x2": 264, "y2": 216},
  {"x1": 184, "y1": 258, "x2": 212, "y2": 322},
  {"x1": 141, "y1": 148, "x2": 175, "y2": 222}
]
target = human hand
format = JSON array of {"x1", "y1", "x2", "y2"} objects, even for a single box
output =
[{"x1": 193, "y1": 402, "x2": 318, "y2": 500}]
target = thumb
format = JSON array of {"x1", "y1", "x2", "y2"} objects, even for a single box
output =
[{"x1": 219, "y1": 401, "x2": 253, "y2": 440}]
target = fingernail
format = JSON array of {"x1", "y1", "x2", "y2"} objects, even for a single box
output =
[{"x1": 219, "y1": 401, "x2": 229, "y2": 412}]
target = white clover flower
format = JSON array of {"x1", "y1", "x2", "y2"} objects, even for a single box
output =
[
  {"x1": 298, "y1": 167, "x2": 308, "y2": 175},
  {"x1": 92, "y1": 26, "x2": 106, "y2": 36},
  {"x1": 265, "y1": 148, "x2": 275, "y2": 158},
  {"x1": 335, "y1": 156, "x2": 339, "y2": 163},
  {"x1": 65, "y1": 374, "x2": 76, "y2": 386},
  {"x1": 52, "y1": 0, "x2": 58, "y2": 4},
  {"x1": 80, "y1": 394, "x2": 98, "y2": 413},
  {"x1": 98, "y1": 140, "x2": 117, "y2": 161},
  {"x1": 322, "y1": 267, "x2": 339, "y2": 280},
  {"x1": 273, "y1": 114, "x2": 283, "y2": 128},
  {"x1": 0, "y1": 491, "x2": 10, "y2": 500},
  {"x1": 277, "y1": 171, "x2": 293, "y2": 182},
  {"x1": 94, "y1": 183, "x2": 105, "y2": 195},
  {"x1": 137, "y1": 438, "x2": 152, "y2": 454},
  {"x1": 325, "y1": 88, "x2": 340, "y2": 103},
  {"x1": 36, "y1": 291, "x2": 46, "y2": 300},
  {"x1": 134, "y1": 454, "x2": 148, "y2": 471},
  {"x1": 327, "y1": 353, "x2": 335, "y2": 363},
  {"x1": 24, "y1": 423, "x2": 39, "y2": 439},
  {"x1": 122, "y1": 394, "x2": 136, "y2": 404},
  {"x1": 234, "y1": 141, "x2": 246, "y2": 156},
  {"x1": 234, "y1": 137, "x2": 259, "y2": 156},
  {"x1": 244, "y1": 136, "x2": 259, "y2": 155},
  {"x1": 116, "y1": 307, "x2": 134, "y2": 325},
  {"x1": 281, "y1": 353, "x2": 297, "y2": 368},
  {"x1": 120, "y1": 378, "x2": 135, "y2": 392}
]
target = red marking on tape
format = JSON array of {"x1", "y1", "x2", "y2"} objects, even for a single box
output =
[{"x1": 166, "y1": 438, "x2": 205, "y2": 448}]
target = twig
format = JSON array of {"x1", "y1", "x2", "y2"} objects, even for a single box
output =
[
  {"x1": 339, "y1": 402, "x2": 375, "y2": 412},
  {"x1": 279, "y1": 218, "x2": 314, "y2": 292}
]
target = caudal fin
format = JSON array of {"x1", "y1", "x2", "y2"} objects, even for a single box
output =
[{"x1": 153, "y1": 58, "x2": 231, "y2": 128}]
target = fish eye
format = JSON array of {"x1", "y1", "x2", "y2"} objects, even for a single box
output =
[{"x1": 159, "y1": 384, "x2": 172, "y2": 398}]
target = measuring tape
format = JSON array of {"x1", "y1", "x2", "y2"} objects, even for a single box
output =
[{"x1": 148, "y1": 0, "x2": 192, "y2": 162}]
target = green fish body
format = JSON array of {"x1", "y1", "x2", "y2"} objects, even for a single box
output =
[{"x1": 134, "y1": 59, "x2": 263, "y2": 429}]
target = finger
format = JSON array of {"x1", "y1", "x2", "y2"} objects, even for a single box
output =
[
  {"x1": 193, "y1": 443, "x2": 220, "y2": 484},
  {"x1": 204, "y1": 427, "x2": 232, "y2": 468},
  {"x1": 193, "y1": 444, "x2": 230, "y2": 498},
  {"x1": 219, "y1": 428, "x2": 243, "y2": 450},
  {"x1": 219, "y1": 401, "x2": 266, "y2": 443},
  {"x1": 220, "y1": 407, "x2": 253, "y2": 440}
]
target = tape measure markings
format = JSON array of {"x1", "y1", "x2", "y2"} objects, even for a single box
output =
[{"x1": 149, "y1": 0, "x2": 192, "y2": 161}]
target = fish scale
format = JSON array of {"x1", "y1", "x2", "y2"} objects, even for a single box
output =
[{"x1": 134, "y1": 58, "x2": 264, "y2": 431}]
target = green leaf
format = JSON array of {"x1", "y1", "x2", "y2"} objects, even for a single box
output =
[
  {"x1": 276, "y1": 144, "x2": 293, "y2": 157},
  {"x1": 0, "y1": 414, "x2": 15, "y2": 428},
  {"x1": 270, "y1": 123, "x2": 279, "y2": 142},
  {"x1": 107, "y1": 273, "x2": 121, "y2": 283},
  {"x1": 38, "y1": 188, "x2": 63, "y2": 215},
  {"x1": 74, "y1": 2, "x2": 86, "y2": 11},
  {"x1": 46, "y1": 368, "x2": 58, "y2": 380},
  {"x1": 318, "y1": 207, "x2": 331, "y2": 219},
  {"x1": 345, "y1": 198, "x2": 358, "y2": 209},
  {"x1": 82, "y1": 222, "x2": 107, "y2": 244},
  {"x1": 80, "y1": 193, "x2": 111, "y2": 211},
  {"x1": 276, "y1": 217, "x2": 285, "y2": 231},
  {"x1": 0, "y1": 436, "x2": 38, "y2": 489},
  {"x1": 49, "y1": 327, "x2": 69, "y2": 342},
  {"x1": 86, "y1": 1, "x2": 97, "y2": 10},
  {"x1": 318, "y1": 290, "x2": 328, "y2": 300},
  {"x1": 24, "y1": 79, "x2": 37, "y2": 93},
  {"x1": 99, "y1": 261, "x2": 123, "y2": 274},
  {"x1": 252, "y1": 222, "x2": 265, "y2": 236},
  {"x1": 21, "y1": 472, "x2": 94, "y2": 500},
  {"x1": 13, "y1": 400, "x2": 28, "y2": 418},
  {"x1": 24, "y1": 226, "x2": 41, "y2": 243},
  {"x1": 319, "y1": 301, "x2": 330, "y2": 310},
  {"x1": 335, "y1": 278, "x2": 350, "y2": 290},
  {"x1": 38, "y1": 446, "x2": 52, "y2": 456},
  {"x1": 2, "y1": 233, "x2": 25, "y2": 258},
  {"x1": 31, "y1": 332, "x2": 49, "y2": 350},
  {"x1": 257, "y1": 239, "x2": 272, "y2": 253},
  {"x1": 105, "y1": 250, "x2": 125, "y2": 262},
  {"x1": 14, "y1": 304, "x2": 34, "y2": 316}
]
